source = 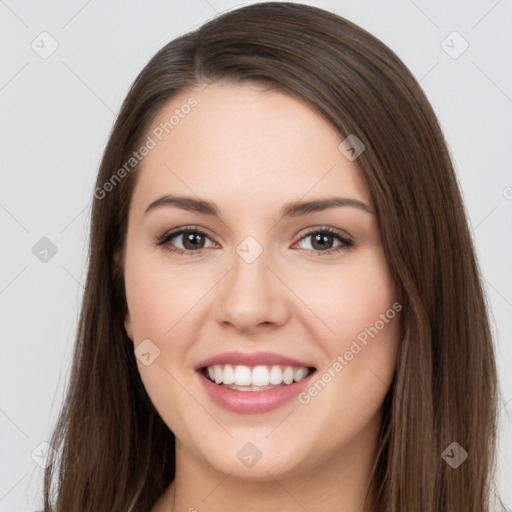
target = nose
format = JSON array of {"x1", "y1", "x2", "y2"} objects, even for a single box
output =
[{"x1": 214, "y1": 245, "x2": 290, "y2": 334}]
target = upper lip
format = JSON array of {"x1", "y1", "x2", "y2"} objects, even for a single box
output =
[{"x1": 195, "y1": 351, "x2": 315, "y2": 370}]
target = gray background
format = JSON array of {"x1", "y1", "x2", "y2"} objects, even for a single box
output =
[{"x1": 1, "y1": 0, "x2": 511, "y2": 510}]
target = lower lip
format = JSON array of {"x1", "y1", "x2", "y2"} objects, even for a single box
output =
[{"x1": 196, "y1": 370, "x2": 315, "y2": 414}]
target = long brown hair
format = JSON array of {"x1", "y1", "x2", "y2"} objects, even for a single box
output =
[{"x1": 43, "y1": 3, "x2": 505, "y2": 511}]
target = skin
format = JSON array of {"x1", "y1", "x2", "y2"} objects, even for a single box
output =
[{"x1": 119, "y1": 82, "x2": 401, "y2": 512}]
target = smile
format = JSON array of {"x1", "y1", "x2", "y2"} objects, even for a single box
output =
[
  {"x1": 202, "y1": 364, "x2": 313, "y2": 390},
  {"x1": 195, "y1": 351, "x2": 317, "y2": 413}
]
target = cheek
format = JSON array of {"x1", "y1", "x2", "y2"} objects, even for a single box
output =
[
  {"x1": 124, "y1": 249, "x2": 210, "y2": 343},
  {"x1": 290, "y1": 247, "x2": 400, "y2": 409},
  {"x1": 123, "y1": 251, "x2": 201, "y2": 431},
  {"x1": 288, "y1": 246, "x2": 399, "y2": 346}
]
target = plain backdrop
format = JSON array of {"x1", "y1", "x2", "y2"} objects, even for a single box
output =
[{"x1": 1, "y1": 0, "x2": 511, "y2": 510}]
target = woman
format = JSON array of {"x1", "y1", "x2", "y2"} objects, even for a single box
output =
[{"x1": 43, "y1": 3, "x2": 506, "y2": 511}]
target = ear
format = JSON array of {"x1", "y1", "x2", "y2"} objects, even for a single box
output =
[
  {"x1": 113, "y1": 250, "x2": 122, "y2": 269},
  {"x1": 124, "y1": 311, "x2": 134, "y2": 341},
  {"x1": 113, "y1": 250, "x2": 132, "y2": 340}
]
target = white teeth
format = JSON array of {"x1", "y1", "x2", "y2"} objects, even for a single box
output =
[
  {"x1": 251, "y1": 365, "x2": 270, "y2": 386},
  {"x1": 214, "y1": 365, "x2": 223, "y2": 384},
  {"x1": 269, "y1": 365, "x2": 283, "y2": 385},
  {"x1": 234, "y1": 365, "x2": 251, "y2": 386},
  {"x1": 283, "y1": 366, "x2": 294, "y2": 385},
  {"x1": 205, "y1": 364, "x2": 312, "y2": 388},
  {"x1": 223, "y1": 364, "x2": 235, "y2": 385},
  {"x1": 294, "y1": 367, "x2": 309, "y2": 381}
]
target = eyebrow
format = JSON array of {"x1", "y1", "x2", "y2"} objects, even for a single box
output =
[{"x1": 144, "y1": 194, "x2": 375, "y2": 218}]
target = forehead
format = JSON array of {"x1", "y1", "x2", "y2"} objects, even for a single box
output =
[{"x1": 130, "y1": 82, "x2": 372, "y2": 215}]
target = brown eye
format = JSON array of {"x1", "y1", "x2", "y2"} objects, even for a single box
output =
[
  {"x1": 310, "y1": 232, "x2": 336, "y2": 250},
  {"x1": 294, "y1": 227, "x2": 353, "y2": 255},
  {"x1": 155, "y1": 227, "x2": 216, "y2": 254},
  {"x1": 179, "y1": 231, "x2": 207, "y2": 250}
]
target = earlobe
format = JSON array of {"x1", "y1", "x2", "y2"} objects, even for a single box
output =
[
  {"x1": 113, "y1": 250, "x2": 132, "y2": 339},
  {"x1": 124, "y1": 312, "x2": 133, "y2": 340},
  {"x1": 113, "y1": 250, "x2": 122, "y2": 269}
]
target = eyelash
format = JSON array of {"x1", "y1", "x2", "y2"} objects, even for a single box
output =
[{"x1": 154, "y1": 225, "x2": 354, "y2": 257}]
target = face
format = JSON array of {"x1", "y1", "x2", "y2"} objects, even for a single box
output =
[{"x1": 120, "y1": 82, "x2": 401, "y2": 481}]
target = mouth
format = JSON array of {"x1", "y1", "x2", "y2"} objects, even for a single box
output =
[
  {"x1": 200, "y1": 364, "x2": 316, "y2": 391},
  {"x1": 194, "y1": 352, "x2": 317, "y2": 413}
]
